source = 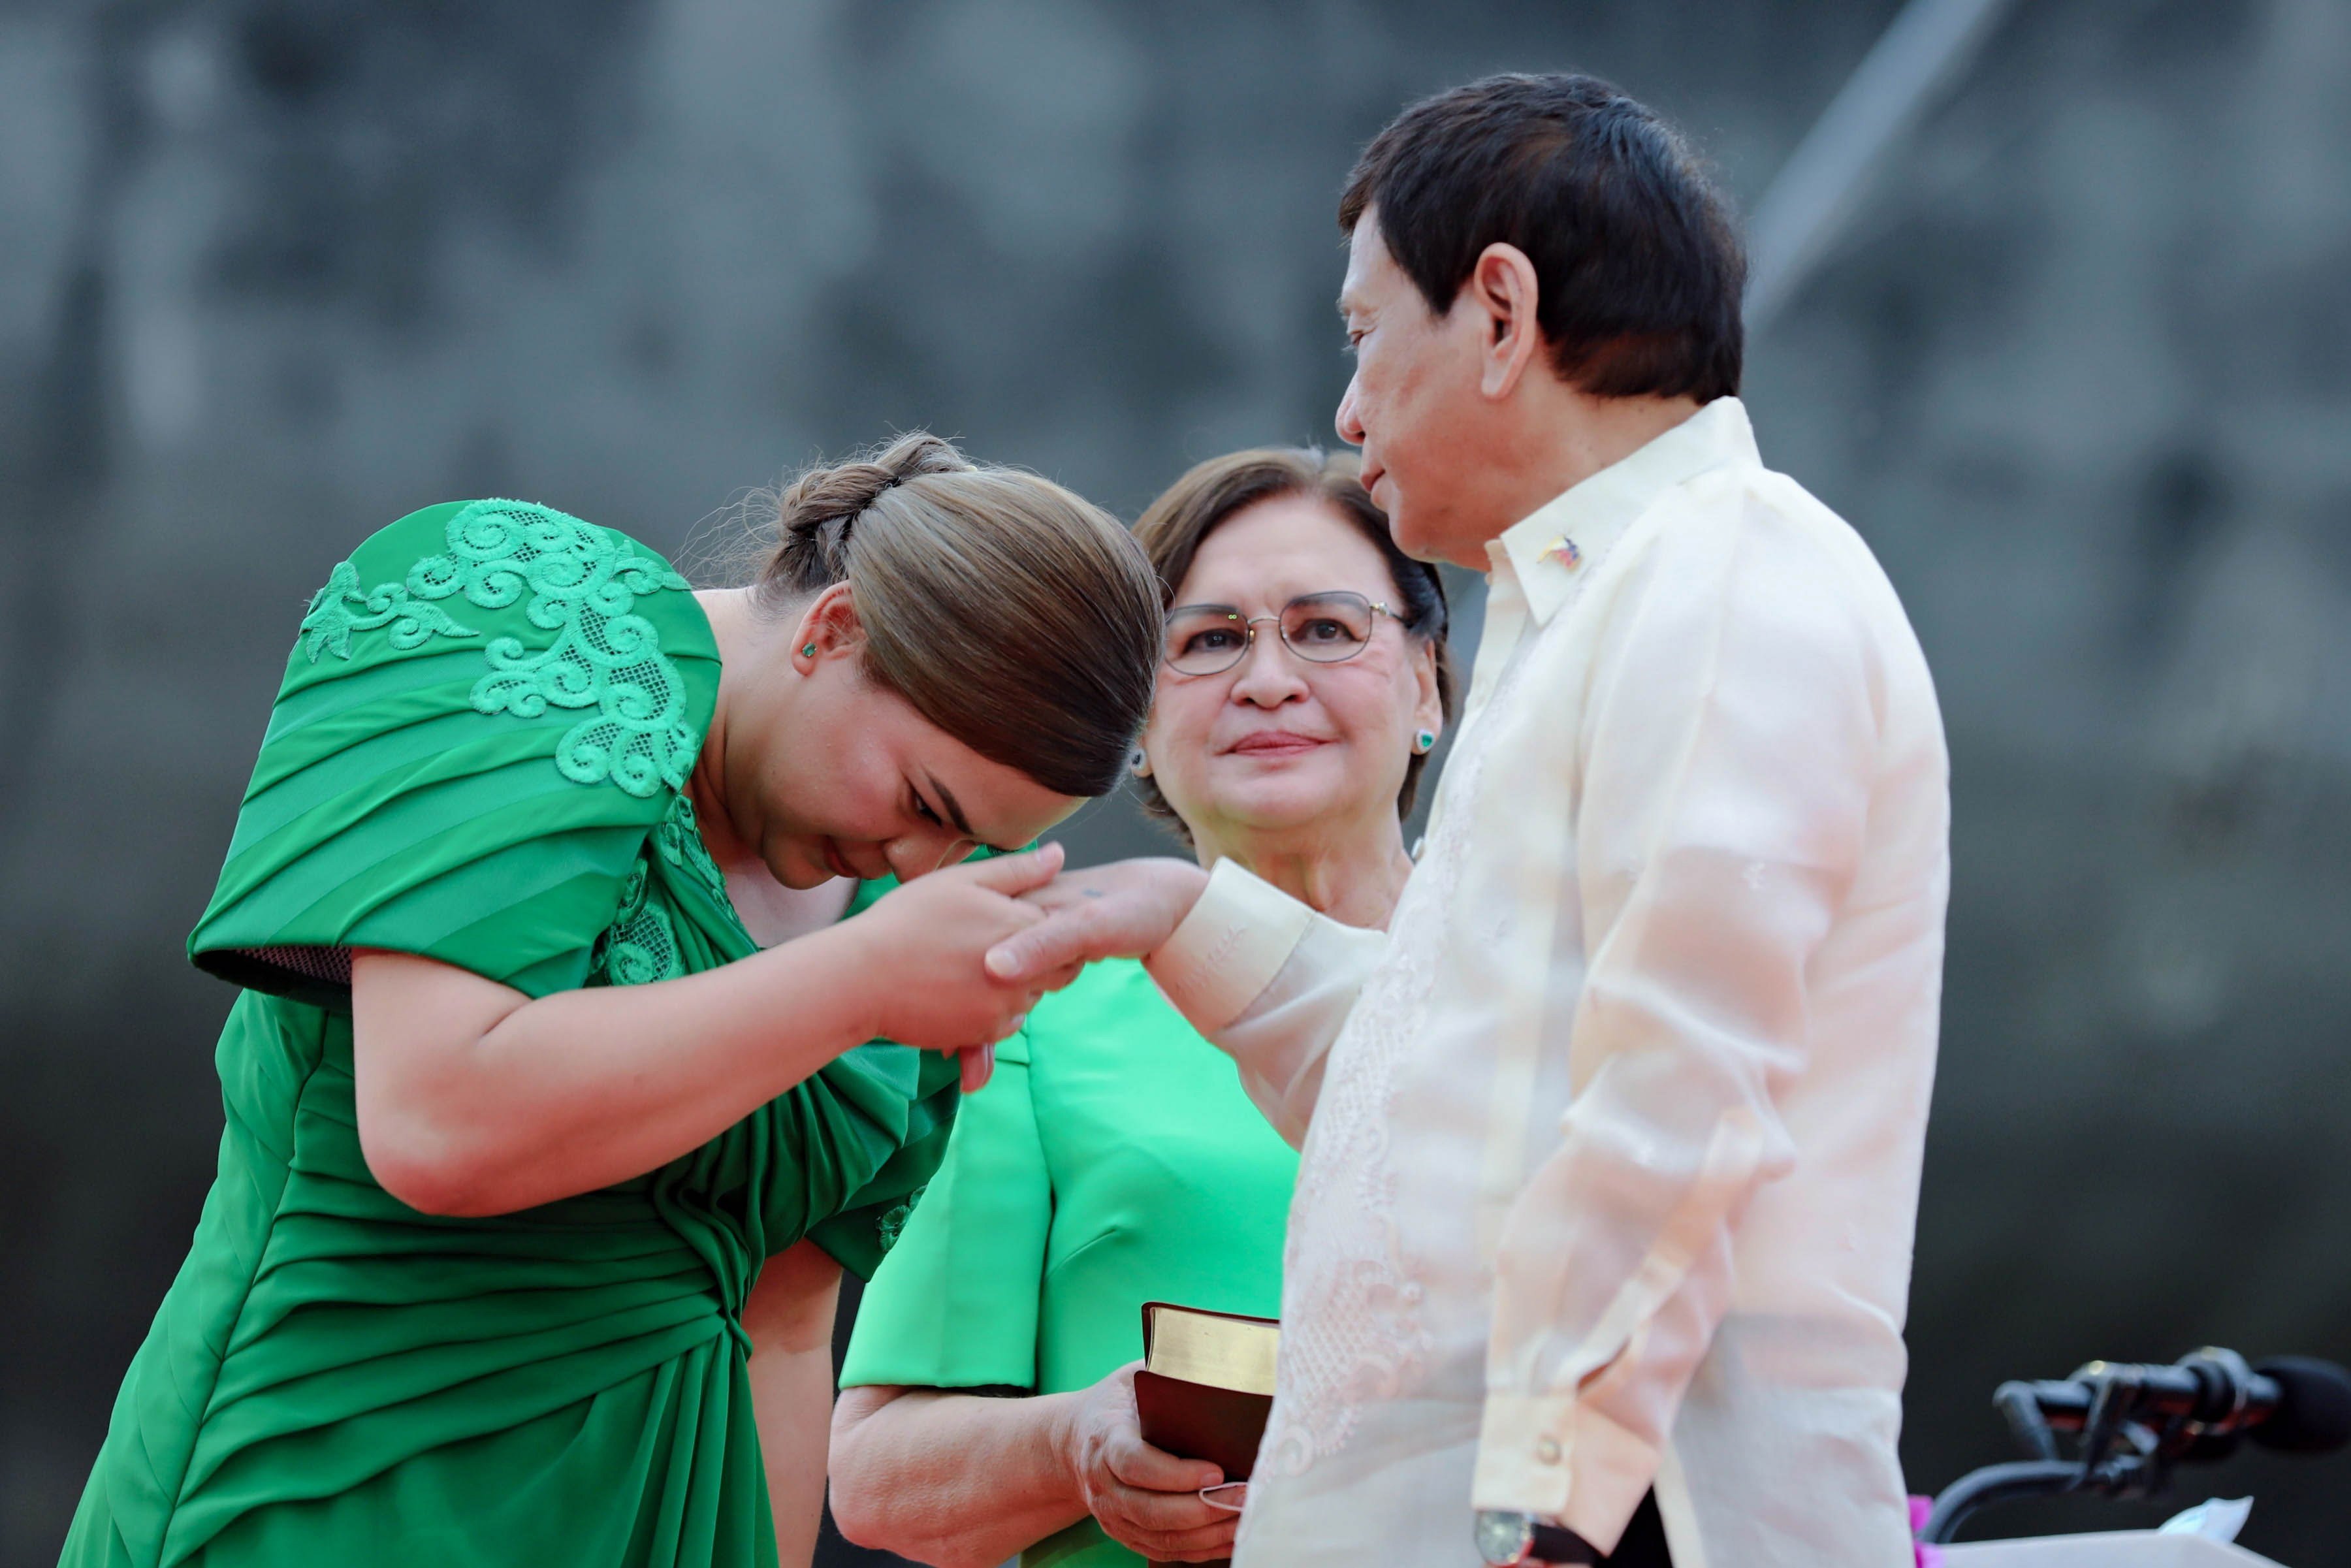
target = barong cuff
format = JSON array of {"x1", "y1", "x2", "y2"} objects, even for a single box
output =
[
  {"x1": 1472, "y1": 1392, "x2": 1658, "y2": 1557},
  {"x1": 1146, "y1": 857, "x2": 1315, "y2": 1034}
]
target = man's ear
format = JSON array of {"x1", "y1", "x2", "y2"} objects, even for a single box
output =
[
  {"x1": 790, "y1": 582, "x2": 865, "y2": 672},
  {"x1": 1469, "y1": 242, "x2": 1545, "y2": 402}
]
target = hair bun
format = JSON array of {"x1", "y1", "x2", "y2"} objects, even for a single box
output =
[{"x1": 770, "y1": 432, "x2": 973, "y2": 594}]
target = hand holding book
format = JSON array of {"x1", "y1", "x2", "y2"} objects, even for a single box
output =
[
  {"x1": 1056, "y1": 1360, "x2": 1241, "y2": 1564},
  {"x1": 1129, "y1": 1303, "x2": 1280, "y2": 1568}
]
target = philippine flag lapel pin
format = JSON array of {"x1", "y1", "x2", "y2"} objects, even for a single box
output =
[{"x1": 1541, "y1": 534, "x2": 1582, "y2": 569}]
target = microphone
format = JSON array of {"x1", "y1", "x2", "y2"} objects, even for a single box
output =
[
  {"x1": 2252, "y1": 1356, "x2": 2351, "y2": 1452},
  {"x1": 1926, "y1": 1348, "x2": 2351, "y2": 1543},
  {"x1": 2007, "y1": 1347, "x2": 2351, "y2": 1453}
]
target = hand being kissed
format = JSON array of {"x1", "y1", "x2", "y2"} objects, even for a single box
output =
[{"x1": 984, "y1": 858, "x2": 1211, "y2": 985}]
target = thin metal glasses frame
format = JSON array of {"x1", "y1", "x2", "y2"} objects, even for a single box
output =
[{"x1": 1160, "y1": 590, "x2": 1399, "y2": 677}]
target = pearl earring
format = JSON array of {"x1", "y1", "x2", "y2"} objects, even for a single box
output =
[
  {"x1": 1414, "y1": 729, "x2": 1438, "y2": 755},
  {"x1": 1129, "y1": 746, "x2": 1152, "y2": 778}
]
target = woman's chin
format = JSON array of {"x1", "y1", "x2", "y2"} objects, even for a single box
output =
[
  {"x1": 1200, "y1": 774, "x2": 1363, "y2": 835},
  {"x1": 769, "y1": 842, "x2": 833, "y2": 890}
]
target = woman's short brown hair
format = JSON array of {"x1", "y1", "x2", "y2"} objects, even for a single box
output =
[
  {"x1": 739, "y1": 432, "x2": 1162, "y2": 799},
  {"x1": 1129, "y1": 447, "x2": 1458, "y2": 842}
]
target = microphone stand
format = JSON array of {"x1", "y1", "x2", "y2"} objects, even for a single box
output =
[
  {"x1": 1922, "y1": 1364, "x2": 2236, "y2": 1544},
  {"x1": 1921, "y1": 1460, "x2": 2098, "y2": 1543}
]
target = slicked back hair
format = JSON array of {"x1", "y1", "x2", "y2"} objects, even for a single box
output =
[
  {"x1": 746, "y1": 432, "x2": 1162, "y2": 800},
  {"x1": 1339, "y1": 72, "x2": 1744, "y2": 404}
]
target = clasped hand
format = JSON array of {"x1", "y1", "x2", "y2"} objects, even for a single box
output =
[
  {"x1": 856, "y1": 843, "x2": 1077, "y2": 1089},
  {"x1": 984, "y1": 856, "x2": 1210, "y2": 985},
  {"x1": 861, "y1": 852, "x2": 1209, "y2": 1091}
]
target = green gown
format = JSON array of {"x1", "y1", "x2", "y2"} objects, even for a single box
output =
[
  {"x1": 62, "y1": 499, "x2": 957, "y2": 1568},
  {"x1": 839, "y1": 958, "x2": 1299, "y2": 1568}
]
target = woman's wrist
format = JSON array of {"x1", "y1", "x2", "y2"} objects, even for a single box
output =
[
  {"x1": 1042, "y1": 1386, "x2": 1091, "y2": 1503},
  {"x1": 794, "y1": 913, "x2": 893, "y2": 1046}
]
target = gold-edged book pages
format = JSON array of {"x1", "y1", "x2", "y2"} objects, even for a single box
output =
[{"x1": 1142, "y1": 1302, "x2": 1277, "y2": 1396}]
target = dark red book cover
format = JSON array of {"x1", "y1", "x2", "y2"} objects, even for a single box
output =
[
  {"x1": 1132, "y1": 1368, "x2": 1272, "y2": 1481},
  {"x1": 1132, "y1": 1304, "x2": 1277, "y2": 1568}
]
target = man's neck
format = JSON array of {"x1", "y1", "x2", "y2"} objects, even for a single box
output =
[{"x1": 1482, "y1": 391, "x2": 1706, "y2": 542}]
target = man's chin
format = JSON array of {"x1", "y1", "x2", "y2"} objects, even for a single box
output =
[
  {"x1": 1394, "y1": 509, "x2": 1491, "y2": 571},
  {"x1": 1382, "y1": 502, "x2": 1447, "y2": 565}
]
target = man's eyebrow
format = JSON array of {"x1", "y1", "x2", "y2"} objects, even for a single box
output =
[{"x1": 923, "y1": 771, "x2": 976, "y2": 840}]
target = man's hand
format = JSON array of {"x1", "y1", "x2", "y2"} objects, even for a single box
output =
[
  {"x1": 984, "y1": 857, "x2": 1209, "y2": 984},
  {"x1": 1054, "y1": 1362, "x2": 1242, "y2": 1563}
]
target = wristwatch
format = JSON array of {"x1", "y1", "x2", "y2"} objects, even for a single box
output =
[{"x1": 1475, "y1": 1509, "x2": 1599, "y2": 1566}]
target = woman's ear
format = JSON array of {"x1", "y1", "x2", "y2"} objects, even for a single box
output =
[
  {"x1": 790, "y1": 583, "x2": 865, "y2": 673},
  {"x1": 1470, "y1": 241, "x2": 1545, "y2": 402},
  {"x1": 1409, "y1": 637, "x2": 1445, "y2": 743}
]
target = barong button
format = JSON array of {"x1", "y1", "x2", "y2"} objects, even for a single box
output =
[{"x1": 1536, "y1": 1437, "x2": 1562, "y2": 1464}]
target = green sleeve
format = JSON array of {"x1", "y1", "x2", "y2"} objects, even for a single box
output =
[
  {"x1": 792, "y1": 1042, "x2": 963, "y2": 1281},
  {"x1": 187, "y1": 498, "x2": 720, "y2": 1007},
  {"x1": 838, "y1": 1028, "x2": 1051, "y2": 1389}
]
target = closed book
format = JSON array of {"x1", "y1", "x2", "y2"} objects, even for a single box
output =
[{"x1": 1132, "y1": 1302, "x2": 1277, "y2": 1568}]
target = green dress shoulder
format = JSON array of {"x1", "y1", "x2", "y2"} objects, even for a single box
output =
[
  {"x1": 840, "y1": 957, "x2": 1299, "y2": 1568},
  {"x1": 61, "y1": 498, "x2": 956, "y2": 1568}
]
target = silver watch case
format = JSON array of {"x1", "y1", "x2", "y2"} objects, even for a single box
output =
[{"x1": 1475, "y1": 1509, "x2": 1537, "y2": 1565}]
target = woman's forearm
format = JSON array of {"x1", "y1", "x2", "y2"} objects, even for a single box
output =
[
  {"x1": 828, "y1": 1386, "x2": 1086, "y2": 1568},
  {"x1": 353, "y1": 850, "x2": 1060, "y2": 1218},
  {"x1": 746, "y1": 1243, "x2": 844, "y2": 1567},
  {"x1": 353, "y1": 921, "x2": 880, "y2": 1215}
]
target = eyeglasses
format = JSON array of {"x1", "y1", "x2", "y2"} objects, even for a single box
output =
[{"x1": 1162, "y1": 590, "x2": 1398, "y2": 677}]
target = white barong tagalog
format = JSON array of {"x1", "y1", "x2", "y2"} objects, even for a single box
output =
[{"x1": 1148, "y1": 397, "x2": 1951, "y2": 1568}]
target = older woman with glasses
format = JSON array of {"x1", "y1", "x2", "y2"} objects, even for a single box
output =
[{"x1": 827, "y1": 448, "x2": 1456, "y2": 1568}]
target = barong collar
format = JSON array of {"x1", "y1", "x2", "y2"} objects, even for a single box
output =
[{"x1": 1487, "y1": 394, "x2": 1759, "y2": 626}]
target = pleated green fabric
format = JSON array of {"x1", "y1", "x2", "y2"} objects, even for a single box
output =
[{"x1": 61, "y1": 500, "x2": 956, "y2": 1568}]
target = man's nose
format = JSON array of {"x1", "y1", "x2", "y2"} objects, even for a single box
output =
[{"x1": 1335, "y1": 374, "x2": 1366, "y2": 445}]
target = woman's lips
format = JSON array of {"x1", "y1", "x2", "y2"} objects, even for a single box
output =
[{"x1": 1228, "y1": 731, "x2": 1328, "y2": 758}]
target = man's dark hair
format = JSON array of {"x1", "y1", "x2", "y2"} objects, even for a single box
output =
[{"x1": 1339, "y1": 72, "x2": 1744, "y2": 403}]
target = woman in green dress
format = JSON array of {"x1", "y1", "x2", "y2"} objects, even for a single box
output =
[
  {"x1": 828, "y1": 447, "x2": 1458, "y2": 1567},
  {"x1": 61, "y1": 434, "x2": 1163, "y2": 1568}
]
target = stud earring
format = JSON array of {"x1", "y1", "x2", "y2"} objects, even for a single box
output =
[
  {"x1": 1413, "y1": 729, "x2": 1438, "y2": 755},
  {"x1": 1129, "y1": 746, "x2": 1152, "y2": 778},
  {"x1": 801, "y1": 643, "x2": 818, "y2": 658}
]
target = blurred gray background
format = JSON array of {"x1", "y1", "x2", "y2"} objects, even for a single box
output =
[{"x1": 3, "y1": 1, "x2": 2348, "y2": 1564}]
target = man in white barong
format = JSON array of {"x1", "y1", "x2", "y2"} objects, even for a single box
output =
[{"x1": 987, "y1": 72, "x2": 1950, "y2": 1568}]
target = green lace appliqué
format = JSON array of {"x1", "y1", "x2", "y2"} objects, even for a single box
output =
[
  {"x1": 876, "y1": 1185, "x2": 928, "y2": 1255},
  {"x1": 593, "y1": 856, "x2": 682, "y2": 986},
  {"x1": 410, "y1": 499, "x2": 697, "y2": 799},
  {"x1": 654, "y1": 793, "x2": 731, "y2": 904},
  {"x1": 298, "y1": 500, "x2": 697, "y2": 798},
  {"x1": 592, "y1": 798, "x2": 722, "y2": 986},
  {"x1": 299, "y1": 561, "x2": 480, "y2": 662}
]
